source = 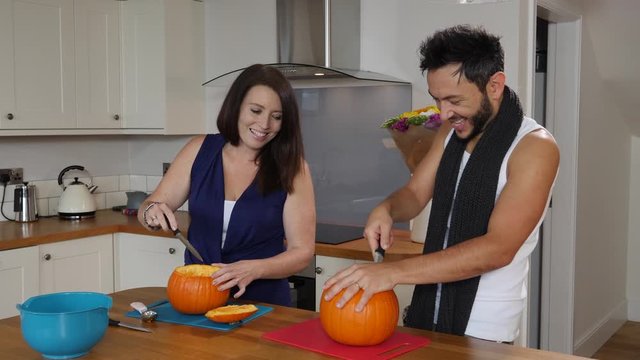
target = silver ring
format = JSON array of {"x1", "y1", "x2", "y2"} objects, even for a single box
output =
[{"x1": 151, "y1": 216, "x2": 158, "y2": 221}]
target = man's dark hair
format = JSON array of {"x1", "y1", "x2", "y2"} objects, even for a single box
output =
[
  {"x1": 217, "y1": 64, "x2": 304, "y2": 194},
  {"x1": 418, "y1": 25, "x2": 504, "y2": 90}
]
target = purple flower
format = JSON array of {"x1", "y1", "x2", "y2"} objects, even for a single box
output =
[
  {"x1": 423, "y1": 113, "x2": 442, "y2": 130},
  {"x1": 390, "y1": 118, "x2": 410, "y2": 132}
]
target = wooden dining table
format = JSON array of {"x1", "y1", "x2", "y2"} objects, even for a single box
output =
[{"x1": 1, "y1": 287, "x2": 590, "y2": 359}]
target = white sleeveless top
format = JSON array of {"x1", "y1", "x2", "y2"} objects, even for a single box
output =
[
  {"x1": 441, "y1": 116, "x2": 552, "y2": 342},
  {"x1": 221, "y1": 200, "x2": 236, "y2": 249}
]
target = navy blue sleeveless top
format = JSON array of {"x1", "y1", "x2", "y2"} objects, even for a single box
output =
[{"x1": 187, "y1": 134, "x2": 290, "y2": 306}]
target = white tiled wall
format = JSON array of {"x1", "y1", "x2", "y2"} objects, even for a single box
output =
[{"x1": 0, "y1": 175, "x2": 188, "y2": 222}]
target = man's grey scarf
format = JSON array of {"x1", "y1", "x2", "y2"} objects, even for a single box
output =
[{"x1": 404, "y1": 86, "x2": 523, "y2": 335}]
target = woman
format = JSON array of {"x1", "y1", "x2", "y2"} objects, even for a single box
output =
[{"x1": 138, "y1": 64, "x2": 316, "y2": 307}]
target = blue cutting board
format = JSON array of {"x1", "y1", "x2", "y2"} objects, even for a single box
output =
[{"x1": 126, "y1": 300, "x2": 273, "y2": 331}]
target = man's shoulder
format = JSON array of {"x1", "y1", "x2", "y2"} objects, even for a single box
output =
[{"x1": 510, "y1": 124, "x2": 559, "y2": 170}]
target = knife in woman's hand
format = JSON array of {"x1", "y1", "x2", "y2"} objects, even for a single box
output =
[{"x1": 163, "y1": 213, "x2": 205, "y2": 263}]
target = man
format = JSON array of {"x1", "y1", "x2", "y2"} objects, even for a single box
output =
[{"x1": 322, "y1": 25, "x2": 559, "y2": 343}]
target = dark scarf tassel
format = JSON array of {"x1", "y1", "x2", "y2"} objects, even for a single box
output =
[{"x1": 405, "y1": 86, "x2": 524, "y2": 335}]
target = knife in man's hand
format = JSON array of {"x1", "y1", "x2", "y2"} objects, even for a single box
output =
[
  {"x1": 163, "y1": 214, "x2": 205, "y2": 263},
  {"x1": 373, "y1": 245, "x2": 385, "y2": 263}
]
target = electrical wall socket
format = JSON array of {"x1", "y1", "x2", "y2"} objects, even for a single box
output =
[
  {"x1": 163, "y1": 162, "x2": 171, "y2": 176},
  {"x1": 0, "y1": 168, "x2": 24, "y2": 185}
]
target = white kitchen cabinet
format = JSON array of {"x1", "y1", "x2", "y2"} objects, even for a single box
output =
[
  {"x1": 39, "y1": 235, "x2": 114, "y2": 294},
  {"x1": 314, "y1": 255, "x2": 355, "y2": 311},
  {"x1": 0, "y1": 0, "x2": 76, "y2": 129},
  {"x1": 315, "y1": 255, "x2": 414, "y2": 325},
  {"x1": 113, "y1": 233, "x2": 185, "y2": 291},
  {"x1": 0, "y1": 0, "x2": 204, "y2": 135},
  {"x1": 75, "y1": 0, "x2": 122, "y2": 129},
  {"x1": 120, "y1": 0, "x2": 205, "y2": 134},
  {"x1": 0, "y1": 246, "x2": 39, "y2": 319}
]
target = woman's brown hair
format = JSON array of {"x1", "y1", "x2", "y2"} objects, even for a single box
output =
[{"x1": 216, "y1": 64, "x2": 304, "y2": 194}]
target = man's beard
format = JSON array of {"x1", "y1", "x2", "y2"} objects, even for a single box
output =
[{"x1": 463, "y1": 94, "x2": 494, "y2": 141}]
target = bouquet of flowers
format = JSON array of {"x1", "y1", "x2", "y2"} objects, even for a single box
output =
[{"x1": 380, "y1": 105, "x2": 442, "y2": 173}]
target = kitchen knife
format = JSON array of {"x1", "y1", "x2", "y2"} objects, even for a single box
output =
[
  {"x1": 373, "y1": 245, "x2": 385, "y2": 263},
  {"x1": 109, "y1": 318, "x2": 152, "y2": 333},
  {"x1": 163, "y1": 214, "x2": 205, "y2": 263}
]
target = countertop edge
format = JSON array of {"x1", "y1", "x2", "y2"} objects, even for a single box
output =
[{"x1": 0, "y1": 210, "x2": 422, "y2": 260}]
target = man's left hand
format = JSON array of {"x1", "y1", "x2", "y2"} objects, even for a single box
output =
[{"x1": 321, "y1": 262, "x2": 396, "y2": 312}]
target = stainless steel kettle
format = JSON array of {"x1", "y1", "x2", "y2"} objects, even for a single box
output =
[
  {"x1": 57, "y1": 165, "x2": 98, "y2": 219},
  {"x1": 14, "y1": 182, "x2": 38, "y2": 222}
]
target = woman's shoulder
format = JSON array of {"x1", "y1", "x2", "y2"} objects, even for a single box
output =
[{"x1": 190, "y1": 133, "x2": 227, "y2": 151}]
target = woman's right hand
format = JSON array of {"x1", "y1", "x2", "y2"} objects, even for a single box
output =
[{"x1": 139, "y1": 201, "x2": 177, "y2": 231}]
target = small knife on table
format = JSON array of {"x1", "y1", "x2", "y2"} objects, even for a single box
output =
[
  {"x1": 109, "y1": 318, "x2": 152, "y2": 333},
  {"x1": 163, "y1": 214, "x2": 205, "y2": 263}
]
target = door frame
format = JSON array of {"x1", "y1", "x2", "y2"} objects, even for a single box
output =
[{"x1": 534, "y1": 0, "x2": 581, "y2": 354}]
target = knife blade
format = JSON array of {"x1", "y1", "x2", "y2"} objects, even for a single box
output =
[
  {"x1": 109, "y1": 318, "x2": 152, "y2": 333},
  {"x1": 163, "y1": 213, "x2": 205, "y2": 263},
  {"x1": 373, "y1": 245, "x2": 385, "y2": 263}
]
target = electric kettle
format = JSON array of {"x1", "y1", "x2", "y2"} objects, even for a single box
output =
[
  {"x1": 57, "y1": 165, "x2": 98, "y2": 219},
  {"x1": 14, "y1": 182, "x2": 38, "y2": 222}
]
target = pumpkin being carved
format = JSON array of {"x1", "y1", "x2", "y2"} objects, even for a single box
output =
[
  {"x1": 319, "y1": 288, "x2": 399, "y2": 346},
  {"x1": 167, "y1": 264, "x2": 229, "y2": 314}
]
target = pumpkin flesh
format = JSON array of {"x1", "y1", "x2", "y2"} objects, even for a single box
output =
[
  {"x1": 167, "y1": 264, "x2": 230, "y2": 314},
  {"x1": 205, "y1": 304, "x2": 258, "y2": 323},
  {"x1": 319, "y1": 288, "x2": 399, "y2": 346}
]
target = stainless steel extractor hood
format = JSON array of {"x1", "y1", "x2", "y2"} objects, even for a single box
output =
[{"x1": 203, "y1": 0, "x2": 409, "y2": 87}]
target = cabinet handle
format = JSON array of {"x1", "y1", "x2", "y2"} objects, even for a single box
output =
[
  {"x1": 169, "y1": 248, "x2": 176, "y2": 254},
  {"x1": 113, "y1": 114, "x2": 120, "y2": 120},
  {"x1": 6, "y1": 113, "x2": 14, "y2": 120},
  {"x1": 315, "y1": 267, "x2": 323, "y2": 275},
  {"x1": 43, "y1": 253, "x2": 51, "y2": 261}
]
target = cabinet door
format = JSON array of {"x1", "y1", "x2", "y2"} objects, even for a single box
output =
[
  {"x1": 39, "y1": 235, "x2": 114, "y2": 294},
  {"x1": 314, "y1": 255, "x2": 355, "y2": 311},
  {"x1": 75, "y1": 0, "x2": 122, "y2": 128},
  {"x1": 0, "y1": 247, "x2": 39, "y2": 319},
  {"x1": 114, "y1": 233, "x2": 185, "y2": 291},
  {"x1": 120, "y1": 0, "x2": 165, "y2": 129},
  {"x1": 0, "y1": 0, "x2": 76, "y2": 129}
]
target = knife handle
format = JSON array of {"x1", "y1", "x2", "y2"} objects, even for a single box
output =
[
  {"x1": 162, "y1": 213, "x2": 178, "y2": 235},
  {"x1": 109, "y1": 318, "x2": 120, "y2": 327},
  {"x1": 374, "y1": 246, "x2": 385, "y2": 263}
]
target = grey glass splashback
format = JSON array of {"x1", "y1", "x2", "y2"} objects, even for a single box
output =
[{"x1": 295, "y1": 84, "x2": 411, "y2": 227}]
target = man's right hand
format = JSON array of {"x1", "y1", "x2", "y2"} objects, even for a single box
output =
[{"x1": 363, "y1": 205, "x2": 395, "y2": 256}]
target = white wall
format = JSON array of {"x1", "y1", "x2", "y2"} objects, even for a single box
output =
[
  {"x1": 0, "y1": 135, "x2": 190, "y2": 219},
  {"x1": 570, "y1": 0, "x2": 636, "y2": 356},
  {"x1": 359, "y1": 0, "x2": 522, "y2": 111}
]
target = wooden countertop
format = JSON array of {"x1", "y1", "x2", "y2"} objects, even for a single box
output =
[
  {"x1": 0, "y1": 210, "x2": 423, "y2": 261},
  {"x1": 0, "y1": 287, "x2": 589, "y2": 359}
]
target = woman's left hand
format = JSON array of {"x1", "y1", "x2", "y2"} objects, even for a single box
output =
[{"x1": 210, "y1": 260, "x2": 262, "y2": 298}]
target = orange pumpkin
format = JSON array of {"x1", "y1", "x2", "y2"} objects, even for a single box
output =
[
  {"x1": 167, "y1": 264, "x2": 230, "y2": 314},
  {"x1": 319, "y1": 288, "x2": 399, "y2": 346},
  {"x1": 205, "y1": 304, "x2": 258, "y2": 323}
]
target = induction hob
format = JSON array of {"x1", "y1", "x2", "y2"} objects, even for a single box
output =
[{"x1": 315, "y1": 223, "x2": 365, "y2": 245}]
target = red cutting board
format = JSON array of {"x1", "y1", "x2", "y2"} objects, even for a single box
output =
[{"x1": 262, "y1": 318, "x2": 430, "y2": 360}]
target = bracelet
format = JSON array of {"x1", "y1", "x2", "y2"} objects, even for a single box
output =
[{"x1": 142, "y1": 202, "x2": 161, "y2": 227}]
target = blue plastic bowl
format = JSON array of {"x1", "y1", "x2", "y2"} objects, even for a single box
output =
[{"x1": 16, "y1": 292, "x2": 113, "y2": 359}]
